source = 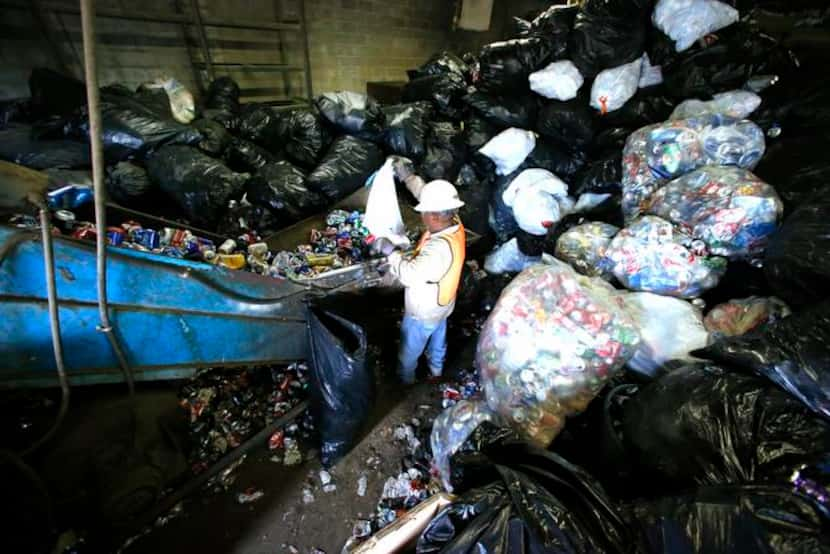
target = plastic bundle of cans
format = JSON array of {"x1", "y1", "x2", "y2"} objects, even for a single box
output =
[
  {"x1": 476, "y1": 261, "x2": 640, "y2": 447},
  {"x1": 178, "y1": 363, "x2": 310, "y2": 473},
  {"x1": 554, "y1": 222, "x2": 620, "y2": 280},
  {"x1": 703, "y1": 296, "x2": 791, "y2": 339},
  {"x1": 430, "y1": 399, "x2": 495, "y2": 491},
  {"x1": 643, "y1": 166, "x2": 783, "y2": 259},
  {"x1": 271, "y1": 209, "x2": 371, "y2": 279},
  {"x1": 622, "y1": 114, "x2": 766, "y2": 221},
  {"x1": 602, "y1": 215, "x2": 727, "y2": 298}
]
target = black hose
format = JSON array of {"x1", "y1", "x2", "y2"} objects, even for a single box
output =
[
  {"x1": 80, "y1": 0, "x2": 136, "y2": 398},
  {"x1": 21, "y1": 209, "x2": 71, "y2": 458}
]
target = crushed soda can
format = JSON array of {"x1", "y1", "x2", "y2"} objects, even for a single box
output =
[{"x1": 236, "y1": 487, "x2": 264, "y2": 504}]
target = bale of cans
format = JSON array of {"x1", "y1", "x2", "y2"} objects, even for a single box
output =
[
  {"x1": 644, "y1": 166, "x2": 783, "y2": 259},
  {"x1": 602, "y1": 215, "x2": 727, "y2": 298},
  {"x1": 554, "y1": 221, "x2": 619, "y2": 280},
  {"x1": 476, "y1": 261, "x2": 640, "y2": 447},
  {"x1": 622, "y1": 114, "x2": 766, "y2": 221},
  {"x1": 703, "y1": 296, "x2": 791, "y2": 339}
]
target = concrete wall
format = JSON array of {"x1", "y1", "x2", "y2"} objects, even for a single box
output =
[{"x1": 0, "y1": 0, "x2": 562, "y2": 103}]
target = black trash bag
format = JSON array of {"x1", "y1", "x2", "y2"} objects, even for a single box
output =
[
  {"x1": 491, "y1": 170, "x2": 521, "y2": 242},
  {"x1": 307, "y1": 305, "x2": 369, "y2": 467},
  {"x1": 455, "y1": 163, "x2": 491, "y2": 236},
  {"x1": 463, "y1": 90, "x2": 537, "y2": 129},
  {"x1": 763, "y1": 194, "x2": 830, "y2": 308},
  {"x1": 463, "y1": 115, "x2": 498, "y2": 154},
  {"x1": 662, "y1": 23, "x2": 800, "y2": 100},
  {"x1": 754, "y1": 134, "x2": 830, "y2": 213},
  {"x1": 68, "y1": 94, "x2": 202, "y2": 162},
  {"x1": 216, "y1": 203, "x2": 282, "y2": 237},
  {"x1": 245, "y1": 161, "x2": 325, "y2": 223},
  {"x1": 315, "y1": 91, "x2": 385, "y2": 140},
  {"x1": 223, "y1": 137, "x2": 282, "y2": 173},
  {"x1": 204, "y1": 108, "x2": 240, "y2": 134},
  {"x1": 411, "y1": 51, "x2": 469, "y2": 81},
  {"x1": 402, "y1": 73, "x2": 468, "y2": 120},
  {"x1": 279, "y1": 108, "x2": 332, "y2": 169},
  {"x1": 29, "y1": 68, "x2": 87, "y2": 119},
  {"x1": 700, "y1": 260, "x2": 773, "y2": 308},
  {"x1": 205, "y1": 76, "x2": 241, "y2": 114},
  {"x1": 518, "y1": 4, "x2": 577, "y2": 54},
  {"x1": 192, "y1": 119, "x2": 230, "y2": 156},
  {"x1": 0, "y1": 124, "x2": 90, "y2": 169},
  {"x1": 476, "y1": 37, "x2": 554, "y2": 93},
  {"x1": 573, "y1": 154, "x2": 622, "y2": 196},
  {"x1": 569, "y1": 0, "x2": 650, "y2": 80},
  {"x1": 754, "y1": 76, "x2": 830, "y2": 135},
  {"x1": 419, "y1": 423, "x2": 637, "y2": 554},
  {"x1": 537, "y1": 98, "x2": 596, "y2": 148},
  {"x1": 0, "y1": 99, "x2": 31, "y2": 129},
  {"x1": 621, "y1": 363, "x2": 830, "y2": 492},
  {"x1": 592, "y1": 127, "x2": 632, "y2": 154},
  {"x1": 521, "y1": 136, "x2": 587, "y2": 177},
  {"x1": 516, "y1": 229, "x2": 546, "y2": 257},
  {"x1": 237, "y1": 103, "x2": 283, "y2": 152},
  {"x1": 381, "y1": 102, "x2": 433, "y2": 161},
  {"x1": 420, "y1": 121, "x2": 464, "y2": 182},
  {"x1": 631, "y1": 484, "x2": 830, "y2": 554},
  {"x1": 307, "y1": 136, "x2": 383, "y2": 202},
  {"x1": 694, "y1": 299, "x2": 830, "y2": 421},
  {"x1": 133, "y1": 86, "x2": 175, "y2": 119},
  {"x1": 106, "y1": 161, "x2": 153, "y2": 205},
  {"x1": 598, "y1": 87, "x2": 675, "y2": 129},
  {"x1": 146, "y1": 145, "x2": 249, "y2": 228}
]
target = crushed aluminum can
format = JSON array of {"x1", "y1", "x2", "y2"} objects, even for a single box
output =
[
  {"x1": 352, "y1": 519, "x2": 372, "y2": 539},
  {"x1": 302, "y1": 486, "x2": 315, "y2": 504},
  {"x1": 247, "y1": 241, "x2": 269, "y2": 257},
  {"x1": 236, "y1": 487, "x2": 264, "y2": 504},
  {"x1": 218, "y1": 238, "x2": 237, "y2": 255},
  {"x1": 357, "y1": 474, "x2": 368, "y2": 497},
  {"x1": 268, "y1": 430, "x2": 285, "y2": 450}
]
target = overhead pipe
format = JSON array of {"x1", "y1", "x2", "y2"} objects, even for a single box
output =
[{"x1": 79, "y1": 0, "x2": 135, "y2": 396}]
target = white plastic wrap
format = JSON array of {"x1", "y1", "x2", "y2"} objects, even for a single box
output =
[
  {"x1": 615, "y1": 292, "x2": 710, "y2": 376},
  {"x1": 502, "y1": 169, "x2": 573, "y2": 235},
  {"x1": 484, "y1": 238, "x2": 543, "y2": 274},
  {"x1": 476, "y1": 260, "x2": 641, "y2": 446},
  {"x1": 653, "y1": 0, "x2": 739, "y2": 52},
  {"x1": 529, "y1": 60, "x2": 584, "y2": 101},
  {"x1": 363, "y1": 159, "x2": 410, "y2": 247},
  {"x1": 638, "y1": 54, "x2": 664, "y2": 89},
  {"x1": 478, "y1": 128, "x2": 537, "y2": 176},
  {"x1": 670, "y1": 90, "x2": 762, "y2": 120},
  {"x1": 590, "y1": 57, "x2": 643, "y2": 113}
]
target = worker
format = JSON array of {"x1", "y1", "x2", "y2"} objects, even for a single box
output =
[{"x1": 378, "y1": 163, "x2": 466, "y2": 385}]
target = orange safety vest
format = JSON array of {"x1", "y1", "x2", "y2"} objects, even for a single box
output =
[{"x1": 414, "y1": 223, "x2": 466, "y2": 307}]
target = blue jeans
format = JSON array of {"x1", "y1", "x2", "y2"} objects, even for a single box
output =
[{"x1": 398, "y1": 315, "x2": 447, "y2": 384}]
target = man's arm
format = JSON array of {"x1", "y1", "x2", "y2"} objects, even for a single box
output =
[{"x1": 389, "y1": 239, "x2": 451, "y2": 288}]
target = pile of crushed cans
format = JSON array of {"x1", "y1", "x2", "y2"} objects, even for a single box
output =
[
  {"x1": 271, "y1": 209, "x2": 372, "y2": 279},
  {"x1": 439, "y1": 370, "x2": 481, "y2": 409},
  {"x1": 178, "y1": 363, "x2": 310, "y2": 473}
]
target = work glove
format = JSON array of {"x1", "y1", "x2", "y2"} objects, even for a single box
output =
[
  {"x1": 372, "y1": 237, "x2": 399, "y2": 257},
  {"x1": 388, "y1": 156, "x2": 415, "y2": 182}
]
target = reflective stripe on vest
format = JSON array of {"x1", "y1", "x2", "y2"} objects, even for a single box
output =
[{"x1": 415, "y1": 224, "x2": 466, "y2": 307}]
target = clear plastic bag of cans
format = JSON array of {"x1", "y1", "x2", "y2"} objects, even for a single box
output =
[
  {"x1": 602, "y1": 215, "x2": 727, "y2": 298},
  {"x1": 644, "y1": 166, "x2": 783, "y2": 259},
  {"x1": 622, "y1": 115, "x2": 766, "y2": 221},
  {"x1": 430, "y1": 399, "x2": 497, "y2": 492},
  {"x1": 670, "y1": 90, "x2": 762, "y2": 120},
  {"x1": 476, "y1": 260, "x2": 640, "y2": 447},
  {"x1": 554, "y1": 222, "x2": 619, "y2": 280},
  {"x1": 704, "y1": 296, "x2": 791, "y2": 340}
]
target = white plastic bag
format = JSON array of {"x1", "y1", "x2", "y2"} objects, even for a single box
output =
[
  {"x1": 484, "y1": 238, "x2": 542, "y2": 274},
  {"x1": 478, "y1": 128, "x2": 537, "y2": 176},
  {"x1": 590, "y1": 57, "x2": 643, "y2": 113},
  {"x1": 502, "y1": 169, "x2": 573, "y2": 235},
  {"x1": 638, "y1": 54, "x2": 663, "y2": 89},
  {"x1": 653, "y1": 0, "x2": 739, "y2": 52},
  {"x1": 670, "y1": 90, "x2": 762, "y2": 120},
  {"x1": 529, "y1": 60, "x2": 584, "y2": 101},
  {"x1": 142, "y1": 77, "x2": 196, "y2": 124},
  {"x1": 615, "y1": 292, "x2": 709, "y2": 376},
  {"x1": 363, "y1": 159, "x2": 410, "y2": 247}
]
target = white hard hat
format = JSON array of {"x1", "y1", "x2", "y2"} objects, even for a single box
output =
[{"x1": 414, "y1": 180, "x2": 465, "y2": 213}]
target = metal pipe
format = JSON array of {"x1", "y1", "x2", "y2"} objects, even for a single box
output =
[
  {"x1": 21, "y1": 209, "x2": 70, "y2": 457},
  {"x1": 80, "y1": 0, "x2": 135, "y2": 396}
]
